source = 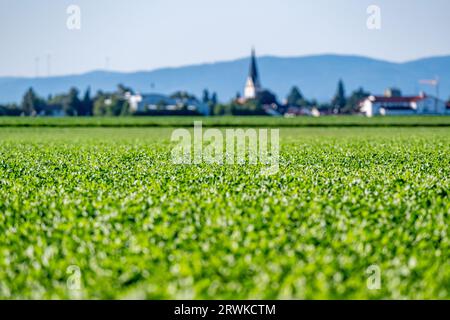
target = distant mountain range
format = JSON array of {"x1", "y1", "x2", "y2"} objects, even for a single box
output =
[{"x1": 0, "y1": 54, "x2": 449, "y2": 104}]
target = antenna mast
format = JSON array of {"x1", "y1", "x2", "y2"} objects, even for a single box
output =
[{"x1": 419, "y1": 76, "x2": 440, "y2": 112}]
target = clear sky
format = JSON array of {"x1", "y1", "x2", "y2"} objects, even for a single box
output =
[{"x1": 1, "y1": 0, "x2": 450, "y2": 77}]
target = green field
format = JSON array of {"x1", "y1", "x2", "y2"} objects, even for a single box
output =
[
  {"x1": 1, "y1": 115, "x2": 450, "y2": 127},
  {"x1": 0, "y1": 120, "x2": 449, "y2": 299}
]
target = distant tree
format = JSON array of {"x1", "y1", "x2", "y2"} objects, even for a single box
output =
[
  {"x1": 212, "y1": 104, "x2": 222, "y2": 116},
  {"x1": 92, "y1": 89, "x2": 130, "y2": 116},
  {"x1": 93, "y1": 95, "x2": 108, "y2": 116},
  {"x1": 47, "y1": 93, "x2": 66, "y2": 104},
  {"x1": 286, "y1": 86, "x2": 310, "y2": 107},
  {"x1": 344, "y1": 87, "x2": 371, "y2": 114},
  {"x1": 235, "y1": 92, "x2": 241, "y2": 100},
  {"x1": 211, "y1": 92, "x2": 218, "y2": 106},
  {"x1": 170, "y1": 91, "x2": 197, "y2": 101},
  {"x1": 117, "y1": 84, "x2": 133, "y2": 96},
  {"x1": 120, "y1": 100, "x2": 131, "y2": 116},
  {"x1": 21, "y1": 88, "x2": 41, "y2": 116},
  {"x1": 232, "y1": 100, "x2": 267, "y2": 115},
  {"x1": 0, "y1": 103, "x2": 21, "y2": 116},
  {"x1": 81, "y1": 87, "x2": 93, "y2": 116},
  {"x1": 331, "y1": 79, "x2": 346, "y2": 113},
  {"x1": 287, "y1": 86, "x2": 303, "y2": 106},
  {"x1": 213, "y1": 104, "x2": 232, "y2": 116},
  {"x1": 317, "y1": 102, "x2": 333, "y2": 114},
  {"x1": 62, "y1": 87, "x2": 82, "y2": 116},
  {"x1": 207, "y1": 92, "x2": 218, "y2": 115},
  {"x1": 257, "y1": 90, "x2": 277, "y2": 105},
  {"x1": 202, "y1": 89, "x2": 210, "y2": 104},
  {"x1": 109, "y1": 96, "x2": 127, "y2": 116},
  {"x1": 156, "y1": 99, "x2": 168, "y2": 111}
]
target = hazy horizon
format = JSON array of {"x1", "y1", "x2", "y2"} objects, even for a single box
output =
[{"x1": 1, "y1": 52, "x2": 450, "y2": 79}]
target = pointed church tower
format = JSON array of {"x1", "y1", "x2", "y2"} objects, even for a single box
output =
[{"x1": 244, "y1": 48, "x2": 262, "y2": 100}]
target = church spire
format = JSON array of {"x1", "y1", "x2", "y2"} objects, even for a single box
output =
[
  {"x1": 248, "y1": 47, "x2": 260, "y2": 87},
  {"x1": 244, "y1": 48, "x2": 261, "y2": 99}
]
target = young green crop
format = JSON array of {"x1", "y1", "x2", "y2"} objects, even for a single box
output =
[
  {"x1": 1, "y1": 115, "x2": 450, "y2": 128},
  {"x1": 0, "y1": 127, "x2": 448, "y2": 299}
]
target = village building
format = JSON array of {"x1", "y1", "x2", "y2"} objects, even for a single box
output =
[
  {"x1": 126, "y1": 93, "x2": 210, "y2": 115},
  {"x1": 359, "y1": 91, "x2": 449, "y2": 117}
]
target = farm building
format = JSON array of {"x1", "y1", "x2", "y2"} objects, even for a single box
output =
[{"x1": 359, "y1": 92, "x2": 448, "y2": 117}]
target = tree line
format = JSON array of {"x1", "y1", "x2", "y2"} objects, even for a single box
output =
[
  {"x1": 0, "y1": 85, "x2": 215, "y2": 116},
  {"x1": 2, "y1": 80, "x2": 441, "y2": 116},
  {"x1": 0, "y1": 85, "x2": 134, "y2": 116}
]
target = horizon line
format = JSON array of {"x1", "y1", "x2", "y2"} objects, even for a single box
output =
[{"x1": 2, "y1": 52, "x2": 450, "y2": 80}]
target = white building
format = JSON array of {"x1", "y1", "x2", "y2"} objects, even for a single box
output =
[
  {"x1": 126, "y1": 93, "x2": 210, "y2": 115},
  {"x1": 360, "y1": 92, "x2": 448, "y2": 117}
]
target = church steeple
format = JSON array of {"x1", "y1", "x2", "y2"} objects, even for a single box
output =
[
  {"x1": 244, "y1": 48, "x2": 261, "y2": 99},
  {"x1": 249, "y1": 48, "x2": 260, "y2": 87}
]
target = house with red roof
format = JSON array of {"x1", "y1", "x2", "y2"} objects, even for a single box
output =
[{"x1": 359, "y1": 91, "x2": 448, "y2": 117}]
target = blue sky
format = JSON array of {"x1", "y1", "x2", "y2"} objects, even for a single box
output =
[{"x1": 1, "y1": 0, "x2": 450, "y2": 77}]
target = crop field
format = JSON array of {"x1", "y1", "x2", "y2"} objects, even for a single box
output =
[
  {"x1": 0, "y1": 121, "x2": 449, "y2": 299},
  {"x1": 1, "y1": 115, "x2": 450, "y2": 127}
]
